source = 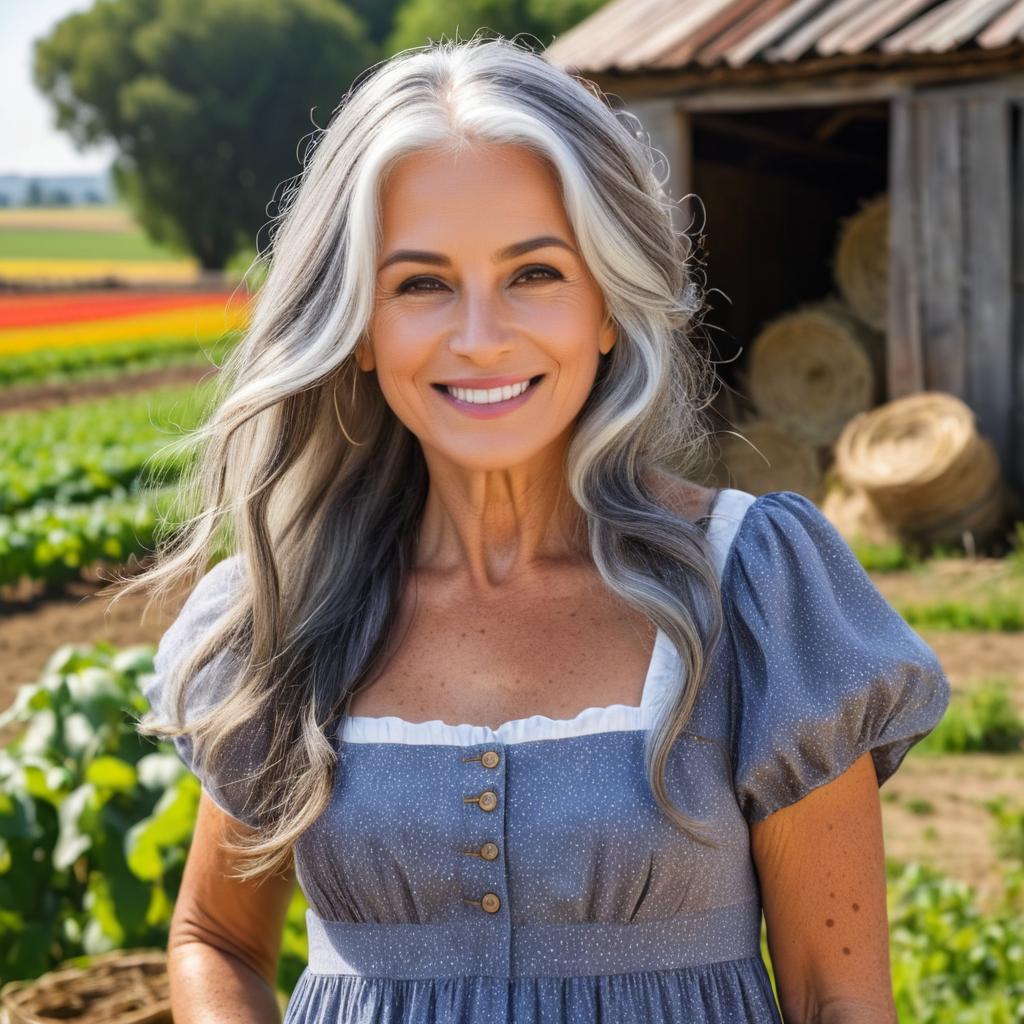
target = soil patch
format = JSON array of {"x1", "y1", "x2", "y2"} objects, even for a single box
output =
[
  {"x1": 882, "y1": 752, "x2": 1024, "y2": 914},
  {"x1": 0, "y1": 575, "x2": 182, "y2": 747},
  {"x1": 0, "y1": 363, "x2": 216, "y2": 413}
]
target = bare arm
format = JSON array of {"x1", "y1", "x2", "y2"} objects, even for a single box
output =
[
  {"x1": 168, "y1": 792, "x2": 296, "y2": 1023},
  {"x1": 750, "y1": 751, "x2": 898, "y2": 1024}
]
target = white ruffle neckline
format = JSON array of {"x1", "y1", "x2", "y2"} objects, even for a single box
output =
[{"x1": 339, "y1": 487, "x2": 757, "y2": 747}]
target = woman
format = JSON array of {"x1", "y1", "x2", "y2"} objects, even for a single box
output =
[{"x1": 131, "y1": 35, "x2": 950, "y2": 1024}]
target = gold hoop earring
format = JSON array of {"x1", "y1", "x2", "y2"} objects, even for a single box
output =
[
  {"x1": 332, "y1": 369, "x2": 365, "y2": 447},
  {"x1": 601, "y1": 317, "x2": 617, "y2": 356}
]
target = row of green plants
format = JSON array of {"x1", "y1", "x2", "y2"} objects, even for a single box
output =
[
  {"x1": 900, "y1": 597, "x2": 1024, "y2": 633},
  {"x1": 0, "y1": 487, "x2": 177, "y2": 588},
  {"x1": 853, "y1": 524, "x2": 1024, "y2": 633},
  {"x1": 0, "y1": 336, "x2": 227, "y2": 390},
  {"x1": 0, "y1": 641, "x2": 309, "y2": 996},
  {"x1": 916, "y1": 678, "x2": 1024, "y2": 755},
  {"x1": 0, "y1": 640, "x2": 1021, "y2": 1017},
  {"x1": 886, "y1": 859, "x2": 1024, "y2": 1023},
  {"x1": 0, "y1": 382, "x2": 215, "y2": 514},
  {"x1": 762, "y1": 856, "x2": 1024, "y2": 1022},
  {"x1": 851, "y1": 522, "x2": 1024, "y2": 574}
]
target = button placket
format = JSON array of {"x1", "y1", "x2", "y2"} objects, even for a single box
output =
[{"x1": 459, "y1": 744, "x2": 508, "y2": 917}]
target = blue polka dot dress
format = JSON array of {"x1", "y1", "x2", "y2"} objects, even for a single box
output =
[{"x1": 143, "y1": 488, "x2": 951, "y2": 1023}]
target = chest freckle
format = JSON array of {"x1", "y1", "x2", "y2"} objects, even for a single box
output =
[{"x1": 825, "y1": 918, "x2": 834, "y2": 927}]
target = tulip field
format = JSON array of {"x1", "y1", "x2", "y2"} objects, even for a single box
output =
[
  {"x1": 0, "y1": 208, "x2": 249, "y2": 589},
  {"x1": 0, "y1": 289, "x2": 248, "y2": 389},
  {"x1": 0, "y1": 283, "x2": 241, "y2": 584}
]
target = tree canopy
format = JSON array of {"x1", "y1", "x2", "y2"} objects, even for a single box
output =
[
  {"x1": 387, "y1": 0, "x2": 605, "y2": 53},
  {"x1": 33, "y1": 0, "x2": 607, "y2": 270},
  {"x1": 34, "y1": 0, "x2": 374, "y2": 269}
]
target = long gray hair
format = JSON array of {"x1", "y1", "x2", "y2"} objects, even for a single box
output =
[{"x1": 121, "y1": 33, "x2": 724, "y2": 882}]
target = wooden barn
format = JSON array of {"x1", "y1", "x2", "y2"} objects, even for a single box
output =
[{"x1": 545, "y1": 0, "x2": 1024, "y2": 516}]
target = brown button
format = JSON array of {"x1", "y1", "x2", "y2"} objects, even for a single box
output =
[
  {"x1": 477, "y1": 790, "x2": 498, "y2": 812},
  {"x1": 480, "y1": 892, "x2": 501, "y2": 913},
  {"x1": 479, "y1": 842, "x2": 499, "y2": 861},
  {"x1": 480, "y1": 750, "x2": 500, "y2": 768}
]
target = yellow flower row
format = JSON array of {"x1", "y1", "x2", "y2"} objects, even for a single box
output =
[
  {"x1": 0, "y1": 258, "x2": 206, "y2": 283},
  {"x1": 0, "y1": 305, "x2": 249, "y2": 355},
  {"x1": 0, "y1": 208, "x2": 134, "y2": 231}
]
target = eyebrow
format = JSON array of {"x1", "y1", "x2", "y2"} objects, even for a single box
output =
[{"x1": 377, "y1": 235, "x2": 577, "y2": 272}]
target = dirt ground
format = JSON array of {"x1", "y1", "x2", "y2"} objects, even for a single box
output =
[
  {"x1": 0, "y1": 573, "x2": 180, "y2": 747},
  {"x1": 871, "y1": 565, "x2": 1024, "y2": 913},
  {"x1": 0, "y1": 560, "x2": 1021, "y2": 912},
  {"x1": 0, "y1": 363, "x2": 215, "y2": 413},
  {"x1": 881, "y1": 751, "x2": 1024, "y2": 913}
]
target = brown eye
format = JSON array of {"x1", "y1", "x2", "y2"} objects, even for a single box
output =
[
  {"x1": 396, "y1": 276, "x2": 445, "y2": 295},
  {"x1": 518, "y1": 265, "x2": 561, "y2": 283}
]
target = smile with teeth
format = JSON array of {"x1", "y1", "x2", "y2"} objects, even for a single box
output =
[{"x1": 442, "y1": 377, "x2": 539, "y2": 404}]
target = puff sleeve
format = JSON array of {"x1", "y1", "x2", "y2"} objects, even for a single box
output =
[
  {"x1": 140, "y1": 554, "x2": 264, "y2": 828},
  {"x1": 721, "y1": 490, "x2": 951, "y2": 825}
]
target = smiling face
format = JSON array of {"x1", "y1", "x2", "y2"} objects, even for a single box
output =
[{"x1": 359, "y1": 142, "x2": 617, "y2": 472}]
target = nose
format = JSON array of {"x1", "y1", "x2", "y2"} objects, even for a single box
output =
[{"x1": 446, "y1": 287, "x2": 516, "y2": 364}]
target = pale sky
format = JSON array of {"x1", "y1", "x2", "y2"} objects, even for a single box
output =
[{"x1": 0, "y1": 0, "x2": 117, "y2": 176}]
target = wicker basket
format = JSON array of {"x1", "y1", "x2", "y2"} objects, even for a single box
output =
[{"x1": 0, "y1": 950, "x2": 170, "y2": 1024}]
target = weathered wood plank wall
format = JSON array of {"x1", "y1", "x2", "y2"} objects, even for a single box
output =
[
  {"x1": 1013, "y1": 99, "x2": 1024, "y2": 493},
  {"x1": 631, "y1": 81, "x2": 1024, "y2": 493},
  {"x1": 888, "y1": 80, "x2": 1021, "y2": 491},
  {"x1": 965, "y1": 97, "x2": 1014, "y2": 478}
]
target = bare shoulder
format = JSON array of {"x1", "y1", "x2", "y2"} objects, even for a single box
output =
[{"x1": 643, "y1": 468, "x2": 718, "y2": 523}]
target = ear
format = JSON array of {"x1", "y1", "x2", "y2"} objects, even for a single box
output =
[
  {"x1": 598, "y1": 315, "x2": 618, "y2": 356},
  {"x1": 355, "y1": 338, "x2": 375, "y2": 372}
]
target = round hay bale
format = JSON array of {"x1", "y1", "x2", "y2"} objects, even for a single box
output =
[
  {"x1": 744, "y1": 297, "x2": 881, "y2": 446},
  {"x1": 0, "y1": 949, "x2": 170, "y2": 1023},
  {"x1": 834, "y1": 193, "x2": 889, "y2": 331},
  {"x1": 712, "y1": 417, "x2": 824, "y2": 500},
  {"x1": 833, "y1": 391, "x2": 1009, "y2": 546},
  {"x1": 820, "y1": 475, "x2": 901, "y2": 547}
]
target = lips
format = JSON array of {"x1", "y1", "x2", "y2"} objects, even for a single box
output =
[{"x1": 432, "y1": 374, "x2": 545, "y2": 417}]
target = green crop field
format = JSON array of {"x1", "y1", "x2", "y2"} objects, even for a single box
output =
[{"x1": 0, "y1": 228, "x2": 180, "y2": 261}]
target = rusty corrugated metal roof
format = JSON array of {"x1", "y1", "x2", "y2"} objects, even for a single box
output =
[{"x1": 544, "y1": 0, "x2": 1024, "y2": 72}]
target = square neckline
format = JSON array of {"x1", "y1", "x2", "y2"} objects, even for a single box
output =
[
  {"x1": 338, "y1": 486, "x2": 747, "y2": 746},
  {"x1": 337, "y1": 622, "x2": 671, "y2": 745}
]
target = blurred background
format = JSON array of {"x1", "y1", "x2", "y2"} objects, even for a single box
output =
[{"x1": 1, "y1": 1, "x2": 1023, "y2": 1020}]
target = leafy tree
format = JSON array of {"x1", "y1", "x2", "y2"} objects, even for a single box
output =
[
  {"x1": 386, "y1": 0, "x2": 607, "y2": 53},
  {"x1": 345, "y1": 0, "x2": 407, "y2": 46},
  {"x1": 33, "y1": 0, "x2": 375, "y2": 270}
]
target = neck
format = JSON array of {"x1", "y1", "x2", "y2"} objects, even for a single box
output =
[{"x1": 414, "y1": 443, "x2": 589, "y2": 591}]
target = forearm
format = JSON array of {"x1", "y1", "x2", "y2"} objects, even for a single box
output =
[
  {"x1": 782, "y1": 996, "x2": 897, "y2": 1024},
  {"x1": 167, "y1": 940, "x2": 282, "y2": 1024}
]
